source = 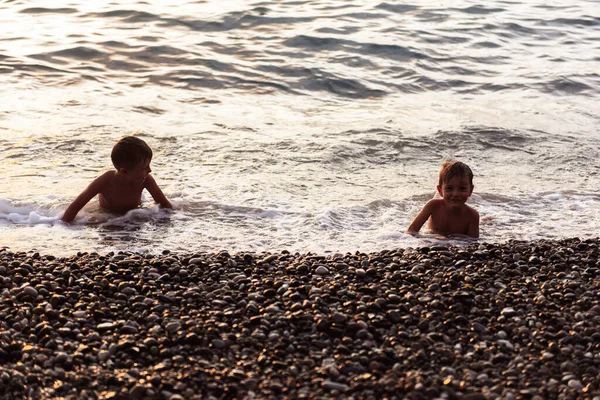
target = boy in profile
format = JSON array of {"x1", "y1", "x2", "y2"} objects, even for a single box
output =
[
  {"x1": 61, "y1": 136, "x2": 172, "y2": 223},
  {"x1": 407, "y1": 160, "x2": 479, "y2": 238}
]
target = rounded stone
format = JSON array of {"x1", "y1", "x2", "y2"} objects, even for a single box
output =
[
  {"x1": 23, "y1": 286, "x2": 38, "y2": 298},
  {"x1": 315, "y1": 266, "x2": 329, "y2": 276},
  {"x1": 568, "y1": 379, "x2": 583, "y2": 390}
]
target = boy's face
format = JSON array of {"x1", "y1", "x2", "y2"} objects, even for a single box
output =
[
  {"x1": 121, "y1": 158, "x2": 152, "y2": 184},
  {"x1": 437, "y1": 175, "x2": 473, "y2": 209}
]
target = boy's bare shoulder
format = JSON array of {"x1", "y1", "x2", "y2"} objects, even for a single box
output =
[
  {"x1": 465, "y1": 204, "x2": 479, "y2": 219},
  {"x1": 97, "y1": 170, "x2": 116, "y2": 183},
  {"x1": 90, "y1": 170, "x2": 117, "y2": 191},
  {"x1": 425, "y1": 198, "x2": 446, "y2": 209}
]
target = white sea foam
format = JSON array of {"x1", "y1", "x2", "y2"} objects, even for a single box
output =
[
  {"x1": 0, "y1": 199, "x2": 60, "y2": 225},
  {"x1": 2, "y1": 188, "x2": 600, "y2": 256}
]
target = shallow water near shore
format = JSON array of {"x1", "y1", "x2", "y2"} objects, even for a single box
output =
[{"x1": 1, "y1": 0, "x2": 599, "y2": 255}]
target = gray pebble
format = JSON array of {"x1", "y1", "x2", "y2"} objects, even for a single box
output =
[
  {"x1": 315, "y1": 266, "x2": 329, "y2": 275},
  {"x1": 23, "y1": 286, "x2": 38, "y2": 298},
  {"x1": 323, "y1": 380, "x2": 348, "y2": 391},
  {"x1": 165, "y1": 322, "x2": 182, "y2": 333},
  {"x1": 568, "y1": 379, "x2": 583, "y2": 390}
]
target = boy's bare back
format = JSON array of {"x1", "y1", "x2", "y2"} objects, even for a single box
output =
[
  {"x1": 90, "y1": 170, "x2": 168, "y2": 213},
  {"x1": 97, "y1": 170, "x2": 146, "y2": 213}
]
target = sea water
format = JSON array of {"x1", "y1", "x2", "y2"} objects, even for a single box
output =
[{"x1": 1, "y1": 0, "x2": 599, "y2": 256}]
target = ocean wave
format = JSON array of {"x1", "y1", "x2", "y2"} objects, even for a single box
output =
[
  {"x1": 84, "y1": 10, "x2": 160, "y2": 23},
  {"x1": 543, "y1": 17, "x2": 600, "y2": 27},
  {"x1": 49, "y1": 46, "x2": 107, "y2": 61},
  {"x1": 375, "y1": 3, "x2": 419, "y2": 14},
  {"x1": 20, "y1": 7, "x2": 77, "y2": 14},
  {"x1": 539, "y1": 76, "x2": 598, "y2": 95},
  {"x1": 455, "y1": 6, "x2": 505, "y2": 15}
]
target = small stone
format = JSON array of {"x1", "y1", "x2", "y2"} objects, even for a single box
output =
[
  {"x1": 323, "y1": 380, "x2": 348, "y2": 391},
  {"x1": 97, "y1": 323, "x2": 116, "y2": 331},
  {"x1": 98, "y1": 350, "x2": 110, "y2": 362},
  {"x1": 54, "y1": 352, "x2": 68, "y2": 364},
  {"x1": 568, "y1": 379, "x2": 583, "y2": 390},
  {"x1": 265, "y1": 305, "x2": 280, "y2": 313},
  {"x1": 332, "y1": 313, "x2": 347, "y2": 324},
  {"x1": 165, "y1": 322, "x2": 182, "y2": 333},
  {"x1": 493, "y1": 281, "x2": 507, "y2": 290},
  {"x1": 23, "y1": 286, "x2": 38, "y2": 298},
  {"x1": 120, "y1": 325, "x2": 139, "y2": 334},
  {"x1": 501, "y1": 307, "x2": 518, "y2": 318},
  {"x1": 542, "y1": 352, "x2": 554, "y2": 360},
  {"x1": 315, "y1": 266, "x2": 329, "y2": 276},
  {"x1": 129, "y1": 385, "x2": 146, "y2": 398},
  {"x1": 121, "y1": 287, "x2": 137, "y2": 296},
  {"x1": 497, "y1": 340, "x2": 514, "y2": 351},
  {"x1": 259, "y1": 255, "x2": 278, "y2": 264}
]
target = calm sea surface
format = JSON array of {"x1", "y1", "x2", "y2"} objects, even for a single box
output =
[{"x1": 1, "y1": 0, "x2": 599, "y2": 256}]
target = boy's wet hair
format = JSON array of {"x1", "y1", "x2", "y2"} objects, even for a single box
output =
[
  {"x1": 439, "y1": 160, "x2": 474, "y2": 187},
  {"x1": 111, "y1": 136, "x2": 152, "y2": 170}
]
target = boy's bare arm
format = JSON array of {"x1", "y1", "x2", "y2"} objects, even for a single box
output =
[
  {"x1": 61, "y1": 173, "x2": 109, "y2": 223},
  {"x1": 145, "y1": 175, "x2": 172, "y2": 209},
  {"x1": 467, "y1": 209, "x2": 480, "y2": 238},
  {"x1": 407, "y1": 200, "x2": 435, "y2": 235}
]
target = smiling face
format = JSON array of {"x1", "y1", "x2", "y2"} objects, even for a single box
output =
[{"x1": 437, "y1": 175, "x2": 473, "y2": 209}]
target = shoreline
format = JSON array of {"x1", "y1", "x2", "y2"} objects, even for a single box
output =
[{"x1": 1, "y1": 238, "x2": 599, "y2": 398}]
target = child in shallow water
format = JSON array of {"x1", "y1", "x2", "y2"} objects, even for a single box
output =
[
  {"x1": 407, "y1": 160, "x2": 479, "y2": 238},
  {"x1": 61, "y1": 136, "x2": 172, "y2": 223}
]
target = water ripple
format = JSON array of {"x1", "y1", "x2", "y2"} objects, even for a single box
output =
[{"x1": 20, "y1": 7, "x2": 78, "y2": 14}]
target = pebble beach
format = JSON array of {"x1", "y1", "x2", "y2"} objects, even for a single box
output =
[{"x1": 1, "y1": 238, "x2": 599, "y2": 399}]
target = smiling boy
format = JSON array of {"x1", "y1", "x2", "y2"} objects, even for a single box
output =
[
  {"x1": 61, "y1": 136, "x2": 172, "y2": 223},
  {"x1": 407, "y1": 160, "x2": 479, "y2": 238}
]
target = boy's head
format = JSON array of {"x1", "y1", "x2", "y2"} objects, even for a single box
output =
[
  {"x1": 437, "y1": 160, "x2": 474, "y2": 207},
  {"x1": 438, "y1": 160, "x2": 473, "y2": 188},
  {"x1": 111, "y1": 136, "x2": 152, "y2": 171}
]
